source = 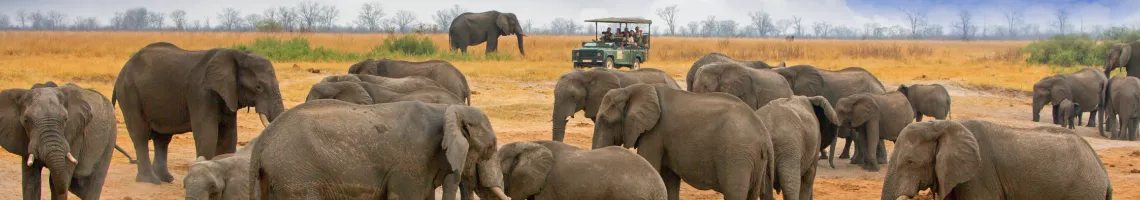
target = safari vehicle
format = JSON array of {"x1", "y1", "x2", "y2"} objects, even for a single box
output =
[{"x1": 572, "y1": 18, "x2": 652, "y2": 69}]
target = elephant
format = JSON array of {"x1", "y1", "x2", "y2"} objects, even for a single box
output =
[
  {"x1": 773, "y1": 65, "x2": 886, "y2": 160},
  {"x1": 691, "y1": 62, "x2": 794, "y2": 109},
  {"x1": 551, "y1": 68, "x2": 681, "y2": 141},
  {"x1": 1, "y1": 82, "x2": 117, "y2": 199},
  {"x1": 883, "y1": 120, "x2": 1111, "y2": 200},
  {"x1": 1031, "y1": 68, "x2": 1106, "y2": 126},
  {"x1": 449, "y1": 10, "x2": 525, "y2": 56},
  {"x1": 184, "y1": 136, "x2": 259, "y2": 200},
  {"x1": 1104, "y1": 41, "x2": 1139, "y2": 78},
  {"x1": 1057, "y1": 99, "x2": 1080, "y2": 129},
  {"x1": 113, "y1": 42, "x2": 284, "y2": 184},
  {"x1": 897, "y1": 84, "x2": 951, "y2": 121},
  {"x1": 305, "y1": 81, "x2": 464, "y2": 105},
  {"x1": 322, "y1": 74, "x2": 444, "y2": 92},
  {"x1": 834, "y1": 92, "x2": 915, "y2": 171},
  {"x1": 349, "y1": 58, "x2": 472, "y2": 105},
  {"x1": 592, "y1": 84, "x2": 776, "y2": 200},
  {"x1": 753, "y1": 96, "x2": 840, "y2": 200},
  {"x1": 495, "y1": 141, "x2": 667, "y2": 200},
  {"x1": 249, "y1": 100, "x2": 509, "y2": 200},
  {"x1": 1099, "y1": 76, "x2": 1140, "y2": 140},
  {"x1": 684, "y1": 52, "x2": 784, "y2": 90}
]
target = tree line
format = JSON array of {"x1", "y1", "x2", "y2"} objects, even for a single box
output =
[{"x1": 0, "y1": 2, "x2": 1135, "y2": 40}]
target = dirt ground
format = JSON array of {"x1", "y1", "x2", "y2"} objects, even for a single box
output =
[{"x1": 0, "y1": 61, "x2": 1138, "y2": 200}]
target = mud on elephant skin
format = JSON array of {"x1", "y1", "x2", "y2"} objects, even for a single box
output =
[
  {"x1": 897, "y1": 84, "x2": 951, "y2": 122},
  {"x1": 592, "y1": 84, "x2": 776, "y2": 200},
  {"x1": 249, "y1": 101, "x2": 508, "y2": 200},
  {"x1": 348, "y1": 58, "x2": 472, "y2": 105},
  {"x1": 496, "y1": 141, "x2": 666, "y2": 200},
  {"x1": 834, "y1": 92, "x2": 914, "y2": 172},
  {"x1": 550, "y1": 67, "x2": 680, "y2": 141},
  {"x1": 685, "y1": 52, "x2": 784, "y2": 90},
  {"x1": 883, "y1": 120, "x2": 1111, "y2": 200},
  {"x1": 754, "y1": 96, "x2": 841, "y2": 200},
  {"x1": 1, "y1": 82, "x2": 118, "y2": 199},
  {"x1": 449, "y1": 10, "x2": 525, "y2": 56},
  {"x1": 691, "y1": 62, "x2": 794, "y2": 109},
  {"x1": 1100, "y1": 76, "x2": 1140, "y2": 141},
  {"x1": 1031, "y1": 68, "x2": 1106, "y2": 126}
]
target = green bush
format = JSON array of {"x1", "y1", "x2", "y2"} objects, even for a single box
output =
[
  {"x1": 1020, "y1": 35, "x2": 1103, "y2": 67},
  {"x1": 229, "y1": 37, "x2": 362, "y2": 62},
  {"x1": 376, "y1": 35, "x2": 438, "y2": 56},
  {"x1": 230, "y1": 35, "x2": 514, "y2": 62}
]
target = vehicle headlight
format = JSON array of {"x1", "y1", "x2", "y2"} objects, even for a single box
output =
[{"x1": 596, "y1": 52, "x2": 601, "y2": 56}]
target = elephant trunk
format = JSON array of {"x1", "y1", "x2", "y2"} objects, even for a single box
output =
[
  {"x1": 516, "y1": 34, "x2": 526, "y2": 56},
  {"x1": 551, "y1": 101, "x2": 579, "y2": 142},
  {"x1": 257, "y1": 91, "x2": 286, "y2": 123},
  {"x1": 1032, "y1": 97, "x2": 1045, "y2": 122},
  {"x1": 880, "y1": 172, "x2": 904, "y2": 200},
  {"x1": 471, "y1": 158, "x2": 509, "y2": 200},
  {"x1": 36, "y1": 132, "x2": 74, "y2": 196}
]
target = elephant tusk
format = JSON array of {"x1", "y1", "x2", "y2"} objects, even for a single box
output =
[
  {"x1": 259, "y1": 114, "x2": 270, "y2": 127},
  {"x1": 67, "y1": 153, "x2": 78, "y2": 163},
  {"x1": 565, "y1": 116, "x2": 571, "y2": 121},
  {"x1": 491, "y1": 187, "x2": 510, "y2": 200},
  {"x1": 26, "y1": 154, "x2": 34, "y2": 166}
]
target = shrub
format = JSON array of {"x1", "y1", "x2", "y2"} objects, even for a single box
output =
[
  {"x1": 376, "y1": 34, "x2": 438, "y2": 56},
  {"x1": 1020, "y1": 35, "x2": 1103, "y2": 67},
  {"x1": 229, "y1": 37, "x2": 361, "y2": 62}
]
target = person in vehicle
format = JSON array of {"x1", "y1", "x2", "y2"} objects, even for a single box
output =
[{"x1": 601, "y1": 27, "x2": 613, "y2": 42}]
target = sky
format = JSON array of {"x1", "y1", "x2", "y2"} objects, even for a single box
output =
[{"x1": 2, "y1": 0, "x2": 1138, "y2": 31}]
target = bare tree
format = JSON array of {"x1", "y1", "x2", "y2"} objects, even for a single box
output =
[
  {"x1": 171, "y1": 10, "x2": 187, "y2": 30},
  {"x1": 748, "y1": 11, "x2": 774, "y2": 37},
  {"x1": 296, "y1": 1, "x2": 322, "y2": 31},
  {"x1": 391, "y1": 10, "x2": 417, "y2": 32},
  {"x1": 523, "y1": 19, "x2": 534, "y2": 34},
  {"x1": 655, "y1": 5, "x2": 679, "y2": 35},
  {"x1": 30, "y1": 11, "x2": 67, "y2": 30},
  {"x1": 318, "y1": 4, "x2": 339, "y2": 31},
  {"x1": 951, "y1": 9, "x2": 977, "y2": 40},
  {"x1": 272, "y1": 6, "x2": 298, "y2": 31},
  {"x1": 217, "y1": 8, "x2": 243, "y2": 31},
  {"x1": 1002, "y1": 9, "x2": 1024, "y2": 38},
  {"x1": 204, "y1": 16, "x2": 211, "y2": 31},
  {"x1": 1052, "y1": 9, "x2": 1071, "y2": 35},
  {"x1": 432, "y1": 4, "x2": 465, "y2": 32},
  {"x1": 791, "y1": 16, "x2": 804, "y2": 36},
  {"x1": 0, "y1": 13, "x2": 9, "y2": 29},
  {"x1": 700, "y1": 16, "x2": 717, "y2": 36},
  {"x1": 15, "y1": 10, "x2": 27, "y2": 28},
  {"x1": 717, "y1": 20, "x2": 738, "y2": 37},
  {"x1": 355, "y1": 2, "x2": 385, "y2": 32},
  {"x1": 776, "y1": 19, "x2": 793, "y2": 36},
  {"x1": 549, "y1": 17, "x2": 579, "y2": 35},
  {"x1": 149, "y1": 12, "x2": 165, "y2": 29},
  {"x1": 903, "y1": 9, "x2": 928, "y2": 39},
  {"x1": 72, "y1": 16, "x2": 99, "y2": 30},
  {"x1": 245, "y1": 14, "x2": 262, "y2": 30},
  {"x1": 685, "y1": 21, "x2": 699, "y2": 36},
  {"x1": 812, "y1": 21, "x2": 831, "y2": 38}
]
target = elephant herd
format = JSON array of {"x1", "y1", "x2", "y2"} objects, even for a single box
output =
[{"x1": 0, "y1": 41, "x2": 1121, "y2": 200}]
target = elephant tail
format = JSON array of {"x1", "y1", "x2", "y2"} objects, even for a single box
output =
[{"x1": 114, "y1": 145, "x2": 136, "y2": 164}]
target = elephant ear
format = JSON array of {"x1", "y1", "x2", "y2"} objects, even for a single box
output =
[
  {"x1": 897, "y1": 85, "x2": 909, "y2": 96},
  {"x1": 586, "y1": 71, "x2": 622, "y2": 115},
  {"x1": 621, "y1": 85, "x2": 661, "y2": 148},
  {"x1": 807, "y1": 96, "x2": 841, "y2": 126},
  {"x1": 0, "y1": 89, "x2": 29, "y2": 155},
  {"x1": 1049, "y1": 79, "x2": 1073, "y2": 104},
  {"x1": 1120, "y1": 43, "x2": 1133, "y2": 68},
  {"x1": 348, "y1": 59, "x2": 375, "y2": 74},
  {"x1": 926, "y1": 121, "x2": 981, "y2": 200},
  {"x1": 852, "y1": 95, "x2": 880, "y2": 126},
  {"x1": 442, "y1": 106, "x2": 471, "y2": 175},
  {"x1": 204, "y1": 49, "x2": 245, "y2": 112},
  {"x1": 502, "y1": 142, "x2": 554, "y2": 198},
  {"x1": 788, "y1": 66, "x2": 831, "y2": 100},
  {"x1": 496, "y1": 13, "x2": 511, "y2": 35}
]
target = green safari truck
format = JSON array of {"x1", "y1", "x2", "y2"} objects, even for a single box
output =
[{"x1": 572, "y1": 18, "x2": 652, "y2": 70}]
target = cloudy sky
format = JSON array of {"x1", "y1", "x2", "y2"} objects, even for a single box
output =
[{"x1": 2, "y1": 0, "x2": 1139, "y2": 31}]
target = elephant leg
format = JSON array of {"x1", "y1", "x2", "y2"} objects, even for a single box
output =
[
  {"x1": 776, "y1": 157, "x2": 802, "y2": 200},
  {"x1": 799, "y1": 164, "x2": 817, "y2": 200},
  {"x1": 861, "y1": 123, "x2": 881, "y2": 171},
  {"x1": 716, "y1": 159, "x2": 759, "y2": 200},
  {"x1": 876, "y1": 139, "x2": 888, "y2": 164},
  {"x1": 485, "y1": 36, "x2": 499, "y2": 53},
  {"x1": 838, "y1": 128, "x2": 853, "y2": 159},
  {"x1": 217, "y1": 115, "x2": 239, "y2": 155},
  {"x1": 1086, "y1": 110, "x2": 1097, "y2": 127},
  {"x1": 72, "y1": 149, "x2": 112, "y2": 199},
  {"x1": 124, "y1": 112, "x2": 160, "y2": 184},
  {"x1": 152, "y1": 133, "x2": 175, "y2": 182},
  {"x1": 661, "y1": 168, "x2": 681, "y2": 200},
  {"x1": 22, "y1": 158, "x2": 42, "y2": 200}
]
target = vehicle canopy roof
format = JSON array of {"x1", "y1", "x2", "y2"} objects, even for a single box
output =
[{"x1": 584, "y1": 17, "x2": 652, "y2": 24}]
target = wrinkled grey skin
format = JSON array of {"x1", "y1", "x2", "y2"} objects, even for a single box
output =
[
  {"x1": 496, "y1": 141, "x2": 667, "y2": 200},
  {"x1": 1, "y1": 82, "x2": 117, "y2": 200},
  {"x1": 305, "y1": 81, "x2": 464, "y2": 105},
  {"x1": 1057, "y1": 99, "x2": 1080, "y2": 129},
  {"x1": 773, "y1": 65, "x2": 886, "y2": 161},
  {"x1": 882, "y1": 120, "x2": 1111, "y2": 200},
  {"x1": 834, "y1": 92, "x2": 914, "y2": 172},
  {"x1": 592, "y1": 84, "x2": 776, "y2": 200},
  {"x1": 250, "y1": 100, "x2": 508, "y2": 200},
  {"x1": 691, "y1": 63, "x2": 794, "y2": 109},
  {"x1": 1104, "y1": 41, "x2": 1139, "y2": 78},
  {"x1": 113, "y1": 42, "x2": 285, "y2": 184},
  {"x1": 449, "y1": 10, "x2": 525, "y2": 56},
  {"x1": 184, "y1": 137, "x2": 259, "y2": 200},
  {"x1": 1100, "y1": 76, "x2": 1140, "y2": 140},
  {"x1": 754, "y1": 96, "x2": 840, "y2": 200},
  {"x1": 349, "y1": 59, "x2": 472, "y2": 105},
  {"x1": 551, "y1": 68, "x2": 681, "y2": 141},
  {"x1": 1031, "y1": 68, "x2": 1106, "y2": 126},
  {"x1": 322, "y1": 74, "x2": 445, "y2": 91},
  {"x1": 685, "y1": 52, "x2": 784, "y2": 90},
  {"x1": 897, "y1": 84, "x2": 951, "y2": 121}
]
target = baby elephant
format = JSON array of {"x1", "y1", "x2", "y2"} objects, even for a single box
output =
[
  {"x1": 184, "y1": 137, "x2": 258, "y2": 200},
  {"x1": 497, "y1": 141, "x2": 666, "y2": 200},
  {"x1": 1057, "y1": 99, "x2": 1080, "y2": 129},
  {"x1": 897, "y1": 84, "x2": 950, "y2": 121}
]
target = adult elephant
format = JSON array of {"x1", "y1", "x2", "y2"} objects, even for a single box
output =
[
  {"x1": 883, "y1": 120, "x2": 1111, "y2": 200},
  {"x1": 551, "y1": 68, "x2": 680, "y2": 141},
  {"x1": 754, "y1": 96, "x2": 840, "y2": 200},
  {"x1": 322, "y1": 74, "x2": 444, "y2": 92},
  {"x1": 834, "y1": 92, "x2": 915, "y2": 172},
  {"x1": 305, "y1": 81, "x2": 464, "y2": 105},
  {"x1": 250, "y1": 100, "x2": 509, "y2": 200},
  {"x1": 773, "y1": 65, "x2": 886, "y2": 160},
  {"x1": 592, "y1": 84, "x2": 776, "y2": 200},
  {"x1": 1100, "y1": 76, "x2": 1140, "y2": 140},
  {"x1": 113, "y1": 42, "x2": 285, "y2": 184},
  {"x1": 495, "y1": 141, "x2": 667, "y2": 200},
  {"x1": 349, "y1": 58, "x2": 472, "y2": 105},
  {"x1": 449, "y1": 10, "x2": 525, "y2": 56},
  {"x1": 897, "y1": 84, "x2": 951, "y2": 121},
  {"x1": 684, "y1": 52, "x2": 783, "y2": 90},
  {"x1": 1031, "y1": 68, "x2": 1106, "y2": 126},
  {"x1": 691, "y1": 63, "x2": 794, "y2": 109},
  {"x1": 1, "y1": 82, "x2": 117, "y2": 199},
  {"x1": 1104, "y1": 41, "x2": 1140, "y2": 78}
]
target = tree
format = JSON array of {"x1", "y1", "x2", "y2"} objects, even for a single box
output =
[
  {"x1": 171, "y1": 10, "x2": 187, "y2": 30},
  {"x1": 297, "y1": 1, "x2": 322, "y2": 31},
  {"x1": 523, "y1": 19, "x2": 534, "y2": 34},
  {"x1": 1002, "y1": 9, "x2": 1024, "y2": 38},
  {"x1": 1052, "y1": 9, "x2": 1071, "y2": 35},
  {"x1": 951, "y1": 9, "x2": 977, "y2": 40},
  {"x1": 15, "y1": 10, "x2": 27, "y2": 28},
  {"x1": 355, "y1": 2, "x2": 385, "y2": 32},
  {"x1": 903, "y1": 9, "x2": 928, "y2": 39},
  {"x1": 549, "y1": 17, "x2": 579, "y2": 35},
  {"x1": 791, "y1": 16, "x2": 804, "y2": 36},
  {"x1": 272, "y1": 6, "x2": 298, "y2": 31},
  {"x1": 0, "y1": 13, "x2": 9, "y2": 29},
  {"x1": 812, "y1": 21, "x2": 831, "y2": 38},
  {"x1": 391, "y1": 10, "x2": 417, "y2": 32},
  {"x1": 685, "y1": 21, "x2": 699, "y2": 36},
  {"x1": 245, "y1": 14, "x2": 262, "y2": 30},
  {"x1": 318, "y1": 4, "x2": 339, "y2": 31},
  {"x1": 655, "y1": 5, "x2": 679, "y2": 35},
  {"x1": 217, "y1": 8, "x2": 243, "y2": 31},
  {"x1": 432, "y1": 4, "x2": 465, "y2": 32},
  {"x1": 717, "y1": 20, "x2": 739, "y2": 37},
  {"x1": 700, "y1": 16, "x2": 718, "y2": 36},
  {"x1": 776, "y1": 19, "x2": 793, "y2": 36},
  {"x1": 748, "y1": 11, "x2": 774, "y2": 37},
  {"x1": 149, "y1": 12, "x2": 165, "y2": 29}
]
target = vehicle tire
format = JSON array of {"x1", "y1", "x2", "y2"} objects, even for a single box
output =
[
  {"x1": 631, "y1": 58, "x2": 641, "y2": 70},
  {"x1": 604, "y1": 57, "x2": 615, "y2": 69}
]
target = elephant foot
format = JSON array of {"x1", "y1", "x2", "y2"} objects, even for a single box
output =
[
  {"x1": 1086, "y1": 123, "x2": 1097, "y2": 128},
  {"x1": 838, "y1": 154, "x2": 850, "y2": 159},
  {"x1": 135, "y1": 173, "x2": 162, "y2": 184},
  {"x1": 861, "y1": 163, "x2": 881, "y2": 172},
  {"x1": 878, "y1": 157, "x2": 888, "y2": 164},
  {"x1": 153, "y1": 166, "x2": 175, "y2": 183}
]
